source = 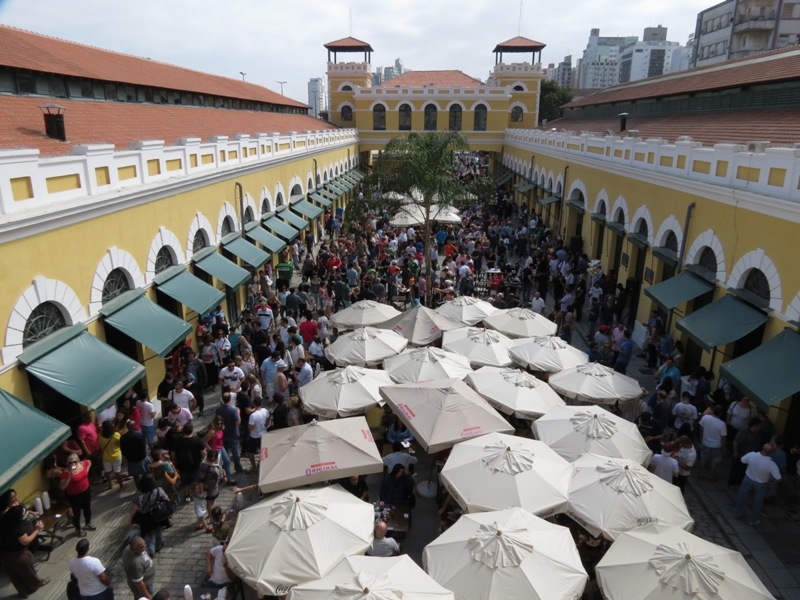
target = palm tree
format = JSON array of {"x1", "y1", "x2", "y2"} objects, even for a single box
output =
[{"x1": 354, "y1": 132, "x2": 489, "y2": 304}]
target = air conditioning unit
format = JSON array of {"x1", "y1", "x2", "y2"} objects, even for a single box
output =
[
  {"x1": 746, "y1": 141, "x2": 769, "y2": 153},
  {"x1": 627, "y1": 130, "x2": 640, "y2": 138}
]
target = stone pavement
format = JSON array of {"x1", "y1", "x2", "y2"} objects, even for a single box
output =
[{"x1": 3, "y1": 298, "x2": 800, "y2": 599}]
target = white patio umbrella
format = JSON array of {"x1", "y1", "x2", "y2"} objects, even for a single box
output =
[
  {"x1": 436, "y1": 296, "x2": 498, "y2": 326},
  {"x1": 299, "y1": 366, "x2": 394, "y2": 419},
  {"x1": 258, "y1": 417, "x2": 384, "y2": 493},
  {"x1": 423, "y1": 507, "x2": 588, "y2": 600},
  {"x1": 484, "y1": 307, "x2": 558, "y2": 338},
  {"x1": 226, "y1": 485, "x2": 374, "y2": 597},
  {"x1": 381, "y1": 191, "x2": 411, "y2": 202},
  {"x1": 440, "y1": 432, "x2": 571, "y2": 517},
  {"x1": 595, "y1": 524, "x2": 777, "y2": 600},
  {"x1": 442, "y1": 327, "x2": 514, "y2": 368},
  {"x1": 378, "y1": 305, "x2": 464, "y2": 346},
  {"x1": 379, "y1": 379, "x2": 513, "y2": 453},
  {"x1": 509, "y1": 336, "x2": 588, "y2": 372},
  {"x1": 532, "y1": 404, "x2": 652, "y2": 466},
  {"x1": 431, "y1": 204, "x2": 462, "y2": 224},
  {"x1": 290, "y1": 555, "x2": 455, "y2": 600},
  {"x1": 325, "y1": 327, "x2": 408, "y2": 367},
  {"x1": 331, "y1": 300, "x2": 401, "y2": 329},
  {"x1": 389, "y1": 205, "x2": 424, "y2": 227},
  {"x1": 384, "y1": 347, "x2": 473, "y2": 383},
  {"x1": 547, "y1": 362, "x2": 643, "y2": 405},
  {"x1": 566, "y1": 454, "x2": 694, "y2": 541},
  {"x1": 465, "y1": 366, "x2": 565, "y2": 419}
]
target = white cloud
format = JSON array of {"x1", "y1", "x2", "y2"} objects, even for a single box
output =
[{"x1": 0, "y1": 0, "x2": 713, "y2": 99}]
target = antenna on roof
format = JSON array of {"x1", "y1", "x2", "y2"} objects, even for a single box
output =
[
  {"x1": 349, "y1": 6, "x2": 353, "y2": 35},
  {"x1": 518, "y1": 0, "x2": 524, "y2": 35}
]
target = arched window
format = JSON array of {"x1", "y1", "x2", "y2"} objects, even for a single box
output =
[
  {"x1": 372, "y1": 105, "x2": 386, "y2": 131},
  {"x1": 636, "y1": 219, "x2": 648, "y2": 237},
  {"x1": 513, "y1": 85, "x2": 525, "y2": 91},
  {"x1": 102, "y1": 268, "x2": 131, "y2": 304},
  {"x1": 398, "y1": 104, "x2": 412, "y2": 131},
  {"x1": 261, "y1": 198, "x2": 271, "y2": 214},
  {"x1": 341, "y1": 105, "x2": 353, "y2": 121},
  {"x1": 424, "y1": 104, "x2": 438, "y2": 131},
  {"x1": 193, "y1": 230, "x2": 208, "y2": 253},
  {"x1": 698, "y1": 247, "x2": 717, "y2": 273},
  {"x1": 449, "y1": 105, "x2": 462, "y2": 131},
  {"x1": 743, "y1": 269, "x2": 770, "y2": 302},
  {"x1": 341, "y1": 85, "x2": 353, "y2": 92},
  {"x1": 663, "y1": 231, "x2": 678, "y2": 252},
  {"x1": 275, "y1": 193, "x2": 284, "y2": 207},
  {"x1": 244, "y1": 206, "x2": 255, "y2": 223},
  {"x1": 473, "y1": 104, "x2": 487, "y2": 131},
  {"x1": 23, "y1": 302, "x2": 67, "y2": 348},
  {"x1": 510, "y1": 106, "x2": 524, "y2": 122},
  {"x1": 154, "y1": 247, "x2": 175, "y2": 274}
]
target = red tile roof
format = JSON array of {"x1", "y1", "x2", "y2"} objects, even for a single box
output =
[
  {"x1": 565, "y1": 46, "x2": 800, "y2": 108},
  {"x1": 0, "y1": 95, "x2": 339, "y2": 157},
  {"x1": 493, "y1": 36, "x2": 547, "y2": 52},
  {"x1": 547, "y1": 108, "x2": 800, "y2": 147},
  {"x1": 0, "y1": 25, "x2": 307, "y2": 108},
  {"x1": 385, "y1": 70, "x2": 483, "y2": 88},
  {"x1": 324, "y1": 36, "x2": 374, "y2": 51}
]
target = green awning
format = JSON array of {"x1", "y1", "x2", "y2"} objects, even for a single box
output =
[
  {"x1": 607, "y1": 222, "x2": 626, "y2": 235},
  {"x1": 628, "y1": 232, "x2": 649, "y2": 249},
  {"x1": 278, "y1": 207, "x2": 310, "y2": 230},
  {"x1": 155, "y1": 265, "x2": 225, "y2": 316},
  {"x1": 342, "y1": 173, "x2": 359, "y2": 185},
  {"x1": 19, "y1": 325, "x2": 145, "y2": 411},
  {"x1": 566, "y1": 199, "x2": 585, "y2": 214},
  {"x1": 328, "y1": 181, "x2": 348, "y2": 195},
  {"x1": 194, "y1": 247, "x2": 250, "y2": 288},
  {"x1": 244, "y1": 222, "x2": 286, "y2": 254},
  {"x1": 644, "y1": 271, "x2": 715, "y2": 311},
  {"x1": 336, "y1": 178, "x2": 355, "y2": 191},
  {"x1": 676, "y1": 294, "x2": 768, "y2": 351},
  {"x1": 223, "y1": 234, "x2": 270, "y2": 268},
  {"x1": 292, "y1": 199, "x2": 324, "y2": 219},
  {"x1": 349, "y1": 170, "x2": 365, "y2": 180},
  {"x1": 319, "y1": 188, "x2": 338, "y2": 202},
  {"x1": 518, "y1": 181, "x2": 536, "y2": 193},
  {"x1": 495, "y1": 171, "x2": 513, "y2": 185},
  {"x1": 539, "y1": 196, "x2": 560, "y2": 206},
  {"x1": 720, "y1": 329, "x2": 800, "y2": 408},
  {"x1": 491, "y1": 168, "x2": 508, "y2": 181},
  {"x1": 309, "y1": 192, "x2": 332, "y2": 207},
  {"x1": 0, "y1": 389, "x2": 70, "y2": 493},
  {"x1": 591, "y1": 212, "x2": 606, "y2": 224},
  {"x1": 264, "y1": 215, "x2": 300, "y2": 241},
  {"x1": 101, "y1": 289, "x2": 192, "y2": 357},
  {"x1": 652, "y1": 246, "x2": 679, "y2": 266}
]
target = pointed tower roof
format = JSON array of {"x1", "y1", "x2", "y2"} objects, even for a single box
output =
[
  {"x1": 324, "y1": 36, "x2": 374, "y2": 52},
  {"x1": 493, "y1": 36, "x2": 547, "y2": 52}
]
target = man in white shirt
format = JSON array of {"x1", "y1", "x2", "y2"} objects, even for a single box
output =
[
  {"x1": 699, "y1": 406, "x2": 728, "y2": 480},
  {"x1": 203, "y1": 542, "x2": 233, "y2": 589},
  {"x1": 295, "y1": 356, "x2": 314, "y2": 388},
  {"x1": 366, "y1": 521, "x2": 400, "y2": 557},
  {"x1": 530, "y1": 292, "x2": 545, "y2": 314},
  {"x1": 245, "y1": 397, "x2": 269, "y2": 471},
  {"x1": 650, "y1": 452, "x2": 679, "y2": 483},
  {"x1": 136, "y1": 398, "x2": 156, "y2": 445},
  {"x1": 734, "y1": 444, "x2": 782, "y2": 526},
  {"x1": 167, "y1": 381, "x2": 195, "y2": 412},
  {"x1": 255, "y1": 299, "x2": 273, "y2": 332},
  {"x1": 383, "y1": 441, "x2": 418, "y2": 474},
  {"x1": 218, "y1": 358, "x2": 245, "y2": 393},
  {"x1": 166, "y1": 403, "x2": 193, "y2": 428},
  {"x1": 69, "y1": 539, "x2": 112, "y2": 600}
]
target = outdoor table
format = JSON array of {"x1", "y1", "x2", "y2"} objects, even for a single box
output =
[
  {"x1": 38, "y1": 508, "x2": 66, "y2": 561},
  {"x1": 374, "y1": 503, "x2": 411, "y2": 535}
]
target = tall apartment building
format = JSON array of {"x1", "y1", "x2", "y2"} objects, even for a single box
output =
[
  {"x1": 373, "y1": 58, "x2": 407, "y2": 85},
  {"x1": 618, "y1": 27, "x2": 683, "y2": 83},
  {"x1": 576, "y1": 29, "x2": 638, "y2": 90},
  {"x1": 545, "y1": 55, "x2": 574, "y2": 89},
  {"x1": 307, "y1": 76, "x2": 328, "y2": 118},
  {"x1": 692, "y1": 0, "x2": 800, "y2": 68}
]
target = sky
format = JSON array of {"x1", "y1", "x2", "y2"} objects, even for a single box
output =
[{"x1": 0, "y1": 0, "x2": 713, "y2": 102}]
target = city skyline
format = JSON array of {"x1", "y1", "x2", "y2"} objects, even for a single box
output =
[{"x1": 0, "y1": 0, "x2": 712, "y2": 101}]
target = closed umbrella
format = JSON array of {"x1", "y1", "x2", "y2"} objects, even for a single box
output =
[
  {"x1": 595, "y1": 524, "x2": 776, "y2": 600},
  {"x1": 548, "y1": 362, "x2": 643, "y2": 405},
  {"x1": 532, "y1": 404, "x2": 652, "y2": 466},
  {"x1": 299, "y1": 366, "x2": 394, "y2": 419},
  {"x1": 509, "y1": 336, "x2": 588, "y2": 372},
  {"x1": 257, "y1": 417, "x2": 384, "y2": 494},
  {"x1": 331, "y1": 300, "x2": 401, "y2": 329},
  {"x1": 423, "y1": 507, "x2": 588, "y2": 600},
  {"x1": 442, "y1": 327, "x2": 514, "y2": 368},
  {"x1": 436, "y1": 296, "x2": 498, "y2": 326},
  {"x1": 484, "y1": 308, "x2": 558, "y2": 338},
  {"x1": 378, "y1": 305, "x2": 464, "y2": 346},
  {"x1": 379, "y1": 379, "x2": 513, "y2": 453},
  {"x1": 226, "y1": 484, "x2": 374, "y2": 596},
  {"x1": 325, "y1": 327, "x2": 408, "y2": 367},
  {"x1": 384, "y1": 347, "x2": 473, "y2": 384},
  {"x1": 390, "y1": 205, "x2": 424, "y2": 228},
  {"x1": 566, "y1": 454, "x2": 693, "y2": 541},
  {"x1": 440, "y1": 432, "x2": 571, "y2": 517},
  {"x1": 290, "y1": 555, "x2": 455, "y2": 600},
  {"x1": 465, "y1": 366, "x2": 564, "y2": 419}
]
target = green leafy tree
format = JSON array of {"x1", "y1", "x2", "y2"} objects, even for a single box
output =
[
  {"x1": 348, "y1": 131, "x2": 488, "y2": 302},
  {"x1": 538, "y1": 79, "x2": 573, "y2": 125}
]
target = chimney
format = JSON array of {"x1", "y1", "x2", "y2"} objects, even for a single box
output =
[
  {"x1": 618, "y1": 112, "x2": 629, "y2": 132},
  {"x1": 40, "y1": 104, "x2": 67, "y2": 142}
]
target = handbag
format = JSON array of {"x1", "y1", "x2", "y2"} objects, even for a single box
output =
[{"x1": 138, "y1": 489, "x2": 174, "y2": 531}]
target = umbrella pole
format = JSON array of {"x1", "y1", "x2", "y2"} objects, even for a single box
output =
[{"x1": 416, "y1": 455, "x2": 439, "y2": 499}]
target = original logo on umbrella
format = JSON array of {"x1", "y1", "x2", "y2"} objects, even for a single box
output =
[
  {"x1": 397, "y1": 403, "x2": 417, "y2": 420},
  {"x1": 305, "y1": 461, "x2": 338, "y2": 476},
  {"x1": 461, "y1": 425, "x2": 484, "y2": 439}
]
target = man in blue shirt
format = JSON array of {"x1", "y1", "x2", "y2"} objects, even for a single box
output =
[{"x1": 614, "y1": 329, "x2": 633, "y2": 375}]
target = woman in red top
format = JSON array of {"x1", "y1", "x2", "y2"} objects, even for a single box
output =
[
  {"x1": 59, "y1": 453, "x2": 95, "y2": 537},
  {"x1": 203, "y1": 416, "x2": 235, "y2": 485}
]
